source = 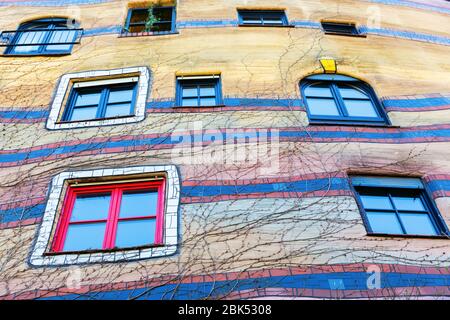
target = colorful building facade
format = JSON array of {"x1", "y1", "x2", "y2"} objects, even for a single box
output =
[{"x1": 0, "y1": 0, "x2": 449, "y2": 300}]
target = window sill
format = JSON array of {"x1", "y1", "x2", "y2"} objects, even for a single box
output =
[
  {"x1": 173, "y1": 104, "x2": 225, "y2": 109},
  {"x1": 324, "y1": 32, "x2": 367, "y2": 38},
  {"x1": 308, "y1": 121, "x2": 398, "y2": 128},
  {"x1": 238, "y1": 24, "x2": 295, "y2": 28},
  {"x1": 56, "y1": 114, "x2": 135, "y2": 124},
  {"x1": 366, "y1": 233, "x2": 449, "y2": 239},
  {"x1": 44, "y1": 243, "x2": 166, "y2": 256},
  {"x1": 119, "y1": 30, "x2": 179, "y2": 38},
  {"x1": 1, "y1": 52, "x2": 72, "y2": 57}
]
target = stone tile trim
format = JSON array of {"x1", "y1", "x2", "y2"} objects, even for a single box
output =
[
  {"x1": 29, "y1": 165, "x2": 180, "y2": 266},
  {"x1": 46, "y1": 66, "x2": 150, "y2": 130}
]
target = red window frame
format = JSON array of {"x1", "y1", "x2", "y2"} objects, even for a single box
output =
[{"x1": 51, "y1": 180, "x2": 166, "y2": 252}]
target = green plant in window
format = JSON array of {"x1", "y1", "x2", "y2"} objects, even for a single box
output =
[{"x1": 144, "y1": 6, "x2": 160, "y2": 32}]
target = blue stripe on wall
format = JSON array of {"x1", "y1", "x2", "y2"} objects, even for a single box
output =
[
  {"x1": 0, "y1": 203, "x2": 46, "y2": 223},
  {"x1": 2, "y1": 127, "x2": 450, "y2": 164},
  {"x1": 77, "y1": 21, "x2": 450, "y2": 47},
  {"x1": 427, "y1": 180, "x2": 450, "y2": 193},
  {"x1": 0, "y1": 110, "x2": 48, "y2": 119},
  {"x1": 383, "y1": 97, "x2": 450, "y2": 109},
  {"x1": 181, "y1": 177, "x2": 349, "y2": 197},
  {"x1": 39, "y1": 271, "x2": 450, "y2": 300}
]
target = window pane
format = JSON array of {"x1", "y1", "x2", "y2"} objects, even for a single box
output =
[
  {"x1": 104, "y1": 103, "x2": 132, "y2": 118},
  {"x1": 75, "y1": 92, "x2": 102, "y2": 107},
  {"x1": 151, "y1": 22, "x2": 172, "y2": 32},
  {"x1": 304, "y1": 86, "x2": 333, "y2": 98},
  {"x1": 338, "y1": 86, "x2": 369, "y2": 99},
  {"x1": 46, "y1": 29, "x2": 76, "y2": 51},
  {"x1": 182, "y1": 87, "x2": 198, "y2": 98},
  {"x1": 115, "y1": 219, "x2": 156, "y2": 248},
  {"x1": 108, "y1": 89, "x2": 134, "y2": 103},
  {"x1": 130, "y1": 10, "x2": 148, "y2": 24},
  {"x1": 70, "y1": 194, "x2": 111, "y2": 222},
  {"x1": 392, "y1": 196, "x2": 426, "y2": 212},
  {"x1": 63, "y1": 222, "x2": 106, "y2": 251},
  {"x1": 70, "y1": 106, "x2": 98, "y2": 121},
  {"x1": 344, "y1": 99, "x2": 378, "y2": 118},
  {"x1": 366, "y1": 212, "x2": 403, "y2": 234},
  {"x1": 263, "y1": 18, "x2": 283, "y2": 25},
  {"x1": 199, "y1": 86, "x2": 215, "y2": 97},
  {"x1": 307, "y1": 98, "x2": 340, "y2": 116},
  {"x1": 119, "y1": 191, "x2": 159, "y2": 218},
  {"x1": 359, "y1": 195, "x2": 393, "y2": 210},
  {"x1": 153, "y1": 8, "x2": 173, "y2": 22},
  {"x1": 200, "y1": 98, "x2": 217, "y2": 106},
  {"x1": 399, "y1": 213, "x2": 438, "y2": 235},
  {"x1": 182, "y1": 98, "x2": 198, "y2": 107},
  {"x1": 242, "y1": 17, "x2": 262, "y2": 24},
  {"x1": 13, "y1": 30, "x2": 47, "y2": 53}
]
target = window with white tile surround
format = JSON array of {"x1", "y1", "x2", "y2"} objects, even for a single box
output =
[{"x1": 46, "y1": 67, "x2": 150, "y2": 130}]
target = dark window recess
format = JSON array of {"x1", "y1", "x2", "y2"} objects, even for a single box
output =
[
  {"x1": 1, "y1": 18, "x2": 82, "y2": 55},
  {"x1": 352, "y1": 178, "x2": 449, "y2": 237},
  {"x1": 62, "y1": 82, "x2": 137, "y2": 122},
  {"x1": 124, "y1": 7, "x2": 176, "y2": 33},
  {"x1": 176, "y1": 77, "x2": 222, "y2": 107},
  {"x1": 238, "y1": 10, "x2": 288, "y2": 26},
  {"x1": 321, "y1": 22, "x2": 360, "y2": 36}
]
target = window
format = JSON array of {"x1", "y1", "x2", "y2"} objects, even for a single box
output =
[
  {"x1": 321, "y1": 22, "x2": 361, "y2": 36},
  {"x1": 238, "y1": 10, "x2": 288, "y2": 26},
  {"x1": 46, "y1": 67, "x2": 150, "y2": 130},
  {"x1": 176, "y1": 75, "x2": 222, "y2": 107},
  {"x1": 62, "y1": 82, "x2": 137, "y2": 122},
  {"x1": 124, "y1": 7, "x2": 176, "y2": 33},
  {"x1": 30, "y1": 165, "x2": 180, "y2": 266},
  {"x1": 301, "y1": 74, "x2": 389, "y2": 125},
  {"x1": 52, "y1": 180, "x2": 165, "y2": 252},
  {"x1": 352, "y1": 176, "x2": 449, "y2": 237},
  {"x1": 2, "y1": 18, "x2": 82, "y2": 55}
]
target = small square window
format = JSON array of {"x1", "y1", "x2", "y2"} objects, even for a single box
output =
[
  {"x1": 238, "y1": 10, "x2": 288, "y2": 26},
  {"x1": 321, "y1": 22, "x2": 361, "y2": 36},
  {"x1": 176, "y1": 76, "x2": 222, "y2": 107},
  {"x1": 351, "y1": 176, "x2": 449, "y2": 237},
  {"x1": 124, "y1": 7, "x2": 176, "y2": 34}
]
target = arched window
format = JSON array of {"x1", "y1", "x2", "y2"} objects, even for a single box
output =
[
  {"x1": 300, "y1": 74, "x2": 389, "y2": 125},
  {"x1": 5, "y1": 18, "x2": 81, "y2": 55}
]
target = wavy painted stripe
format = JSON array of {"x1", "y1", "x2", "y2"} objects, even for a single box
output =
[
  {"x1": 22, "y1": 264, "x2": 450, "y2": 300},
  {"x1": 1, "y1": 94, "x2": 449, "y2": 123},
  {"x1": 2, "y1": 174, "x2": 450, "y2": 226},
  {"x1": 365, "y1": 0, "x2": 450, "y2": 15},
  {"x1": 383, "y1": 96, "x2": 450, "y2": 112},
  {"x1": 78, "y1": 20, "x2": 450, "y2": 46},
  {"x1": 2, "y1": 125, "x2": 450, "y2": 167},
  {"x1": 0, "y1": 0, "x2": 448, "y2": 16},
  {"x1": 0, "y1": 0, "x2": 113, "y2": 6}
]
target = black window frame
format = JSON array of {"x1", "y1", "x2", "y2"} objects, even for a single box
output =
[
  {"x1": 237, "y1": 9, "x2": 289, "y2": 27},
  {"x1": 351, "y1": 177, "x2": 449, "y2": 238},
  {"x1": 300, "y1": 75, "x2": 390, "y2": 126},
  {"x1": 321, "y1": 22, "x2": 363, "y2": 37},
  {"x1": 124, "y1": 7, "x2": 176, "y2": 34}
]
